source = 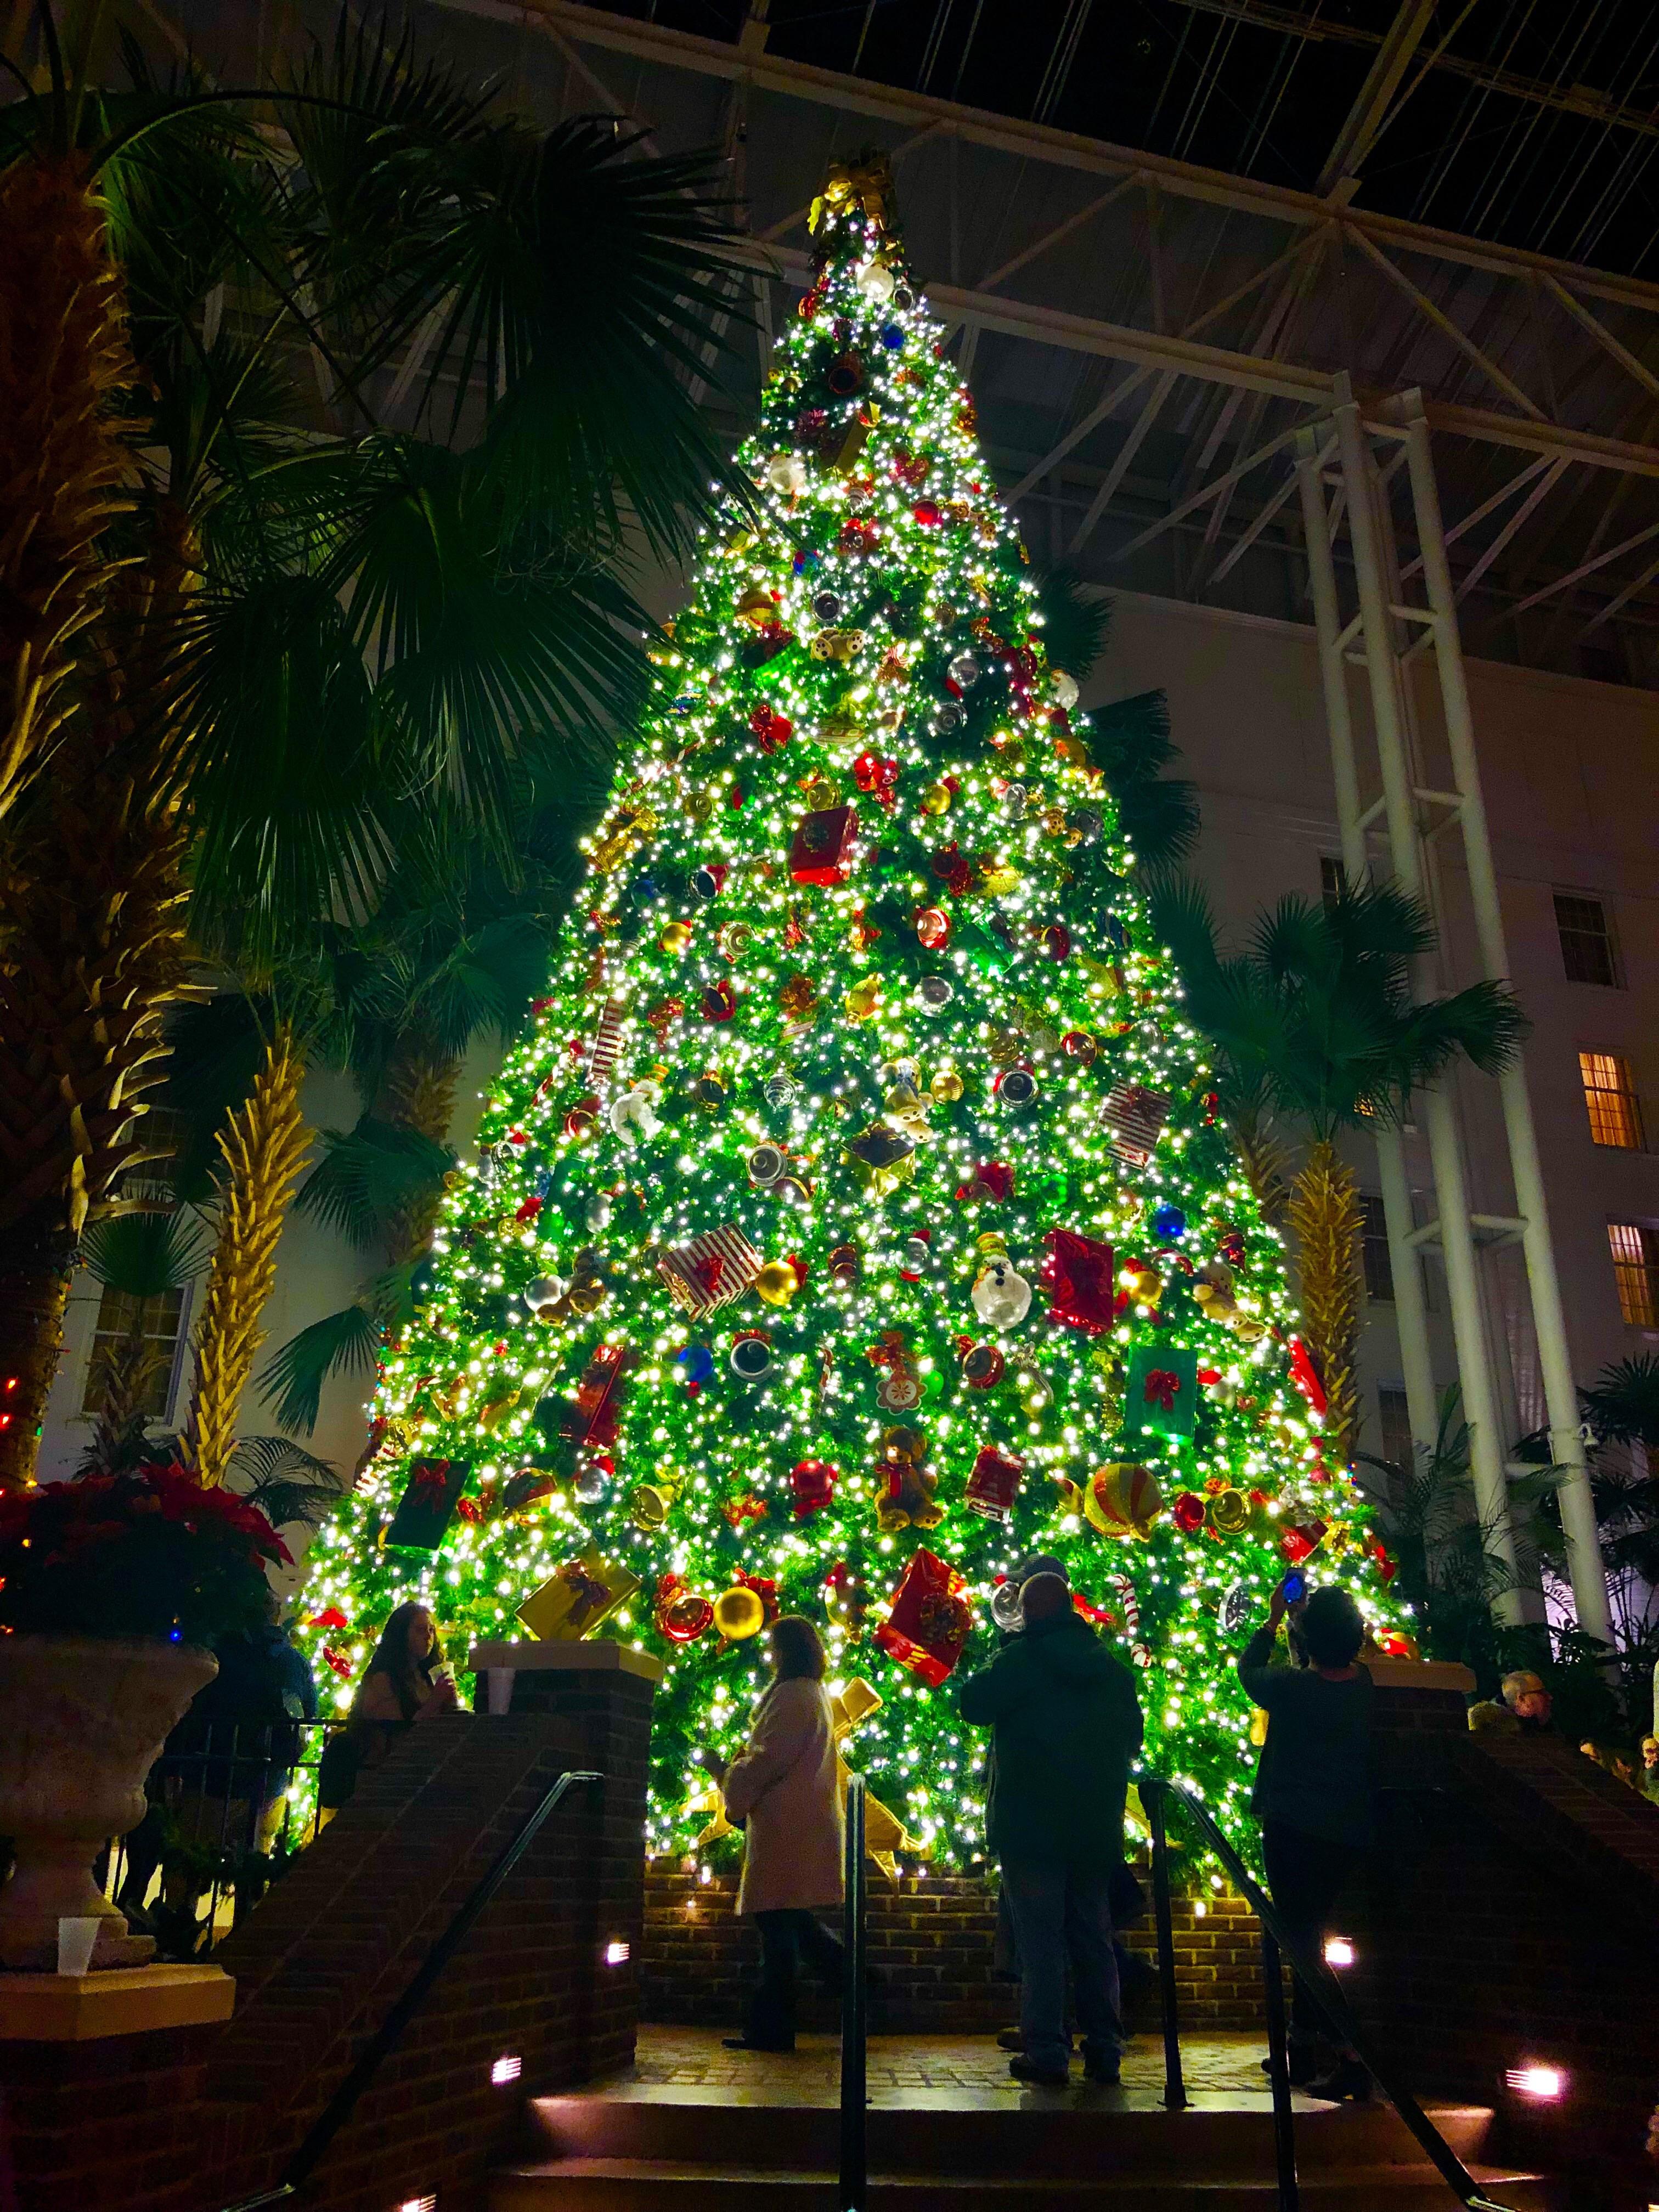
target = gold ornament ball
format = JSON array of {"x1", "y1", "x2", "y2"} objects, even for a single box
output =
[
  {"x1": 660, "y1": 920, "x2": 694, "y2": 956},
  {"x1": 755, "y1": 1259, "x2": 800, "y2": 1307},
  {"x1": 921, "y1": 782, "x2": 953, "y2": 816},
  {"x1": 931, "y1": 1067, "x2": 964, "y2": 1103},
  {"x1": 844, "y1": 978, "x2": 881, "y2": 1021},
  {"x1": 686, "y1": 788, "x2": 718, "y2": 825},
  {"x1": 713, "y1": 1585, "x2": 766, "y2": 1640}
]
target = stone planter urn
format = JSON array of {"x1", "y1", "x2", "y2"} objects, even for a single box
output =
[{"x1": 0, "y1": 1634, "x2": 217, "y2": 1971}]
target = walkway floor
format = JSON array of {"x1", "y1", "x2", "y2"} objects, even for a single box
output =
[{"x1": 631, "y1": 2025, "x2": 1286, "y2": 2107}]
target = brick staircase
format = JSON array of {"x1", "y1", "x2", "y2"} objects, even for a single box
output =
[{"x1": 488, "y1": 2030, "x2": 1555, "y2": 2211}]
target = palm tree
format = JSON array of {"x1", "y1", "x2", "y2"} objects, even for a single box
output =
[
  {"x1": 0, "y1": 14, "x2": 749, "y2": 1485},
  {"x1": 255, "y1": 783, "x2": 597, "y2": 1440},
  {"x1": 1034, "y1": 567, "x2": 1200, "y2": 873},
  {"x1": 1154, "y1": 878, "x2": 1528, "y2": 1466}
]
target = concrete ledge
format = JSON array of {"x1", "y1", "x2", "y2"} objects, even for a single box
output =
[
  {"x1": 0, "y1": 1962, "x2": 234, "y2": 2042},
  {"x1": 469, "y1": 1639, "x2": 665, "y2": 1683}
]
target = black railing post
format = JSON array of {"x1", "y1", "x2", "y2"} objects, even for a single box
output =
[
  {"x1": 1259, "y1": 1924, "x2": 1300, "y2": 2212},
  {"x1": 1143, "y1": 1780, "x2": 1188, "y2": 2112},
  {"x1": 839, "y1": 1774, "x2": 868, "y2": 2212}
]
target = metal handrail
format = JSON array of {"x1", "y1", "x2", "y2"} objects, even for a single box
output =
[
  {"x1": 218, "y1": 1765, "x2": 603, "y2": 2212},
  {"x1": 839, "y1": 1773, "x2": 868, "y2": 2212},
  {"x1": 1141, "y1": 1775, "x2": 1515, "y2": 2212}
]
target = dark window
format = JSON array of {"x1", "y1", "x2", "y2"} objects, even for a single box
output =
[
  {"x1": 1555, "y1": 894, "x2": 1620, "y2": 989},
  {"x1": 1376, "y1": 1386, "x2": 1414, "y2": 1479},
  {"x1": 1320, "y1": 856, "x2": 1347, "y2": 912},
  {"x1": 1359, "y1": 1194, "x2": 1393, "y2": 1302}
]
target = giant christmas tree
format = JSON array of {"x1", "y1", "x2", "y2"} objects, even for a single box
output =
[{"x1": 299, "y1": 157, "x2": 1412, "y2": 1870}]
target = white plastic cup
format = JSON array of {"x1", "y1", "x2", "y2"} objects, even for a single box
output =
[{"x1": 57, "y1": 1917, "x2": 101, "y2": 1976}]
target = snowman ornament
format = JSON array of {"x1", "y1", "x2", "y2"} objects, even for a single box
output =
[
  {"x1": 608, "y1": 1081, "x2": 662, "y2": 1144},
  {"x1": 972, "y1": 1257, "x2": 1033, "y2": 1331}
]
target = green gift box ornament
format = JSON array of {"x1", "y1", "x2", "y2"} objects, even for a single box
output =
[{"x1": 1124, "y1": 1345, "x2": 1199, "y2": 1443}]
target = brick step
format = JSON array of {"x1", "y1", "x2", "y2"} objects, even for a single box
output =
[
  {"x1": 491, "y1": 2155, "x2": 1555, "y2": 2212},
  {"x1": 526, "y1": 2089, "x2": 1498, "y2": 2179}
]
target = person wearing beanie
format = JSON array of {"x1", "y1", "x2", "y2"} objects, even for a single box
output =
[{"x1": 960, "y1": 1572, "x2": 1144, "y2": 2087}]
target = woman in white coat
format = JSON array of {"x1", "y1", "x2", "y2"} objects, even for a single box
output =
[{"x1": 712, "y1": 1614, "x2": 845, "y2": 2052}]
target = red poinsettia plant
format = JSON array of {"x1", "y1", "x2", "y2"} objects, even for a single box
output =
[{"x1": 0, "y1": 1462, "x2": 291, "y2": 1645}]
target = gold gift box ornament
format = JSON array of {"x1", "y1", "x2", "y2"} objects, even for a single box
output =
[{"x1": 516, "y1": 1545, "x2": 641, "y2": 1641}]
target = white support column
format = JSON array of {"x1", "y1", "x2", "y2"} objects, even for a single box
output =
[
  {"x1": 1295, "y1": 430, "x2": 1440, "y2": 1461},
  {"x1": 1331, "y1": 381, "x2": 1522, "y2": 1608},
  {"x1": 1398, "y1": 394, "x2": 1613, "y2": 1645}
]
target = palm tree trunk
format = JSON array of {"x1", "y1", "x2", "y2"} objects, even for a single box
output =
[
  {"x1": 184, "y1": 1025, "x2": 312, "y2": 1486},
  {"x1": 379, "y1": 1040, "x2": 460, "y2": 1269},
  {"x1": 1286, "y1": 1139, "x2": 1363, "y2": 1468},
  {"x1": 0, "y1": 516, "x2": 197, "y2": 1486},
  {"x1": 0, "y1": 1252, "x2": 74, "y2": 1489},
  {"x1": 0, "y1": 152, "x2": 137, "y2": 823}
]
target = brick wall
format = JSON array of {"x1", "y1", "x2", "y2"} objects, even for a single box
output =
[
  {"x1": 0, "y1": 1665, "x2": 657, "y2": 2212},
  {"x1": 1339, "y1": 1729, "x2": 1659, "y2": 2173},
  {"x1": 1, "y1": 2015, "x2": 221, "y2": 2212},
  {"x1": 642, "y1": 1864, "x2": 1270, "y2": 2033}
]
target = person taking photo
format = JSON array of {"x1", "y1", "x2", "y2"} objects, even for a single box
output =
[{"x1": 1239, "y1": 1577, "x2": 1374, "y2": 2102}]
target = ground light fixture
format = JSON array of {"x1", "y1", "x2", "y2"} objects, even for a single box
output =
[
  {"x1": 1323, "y1": 1936, "x2": 1356, "y2": 1968},
  {"x1": 1505, "y1": 2064, "x2": 1566, "y2": 2100},
  {"x1": 491, "y1": 2054, "x2": 522, "y2": 2085},
  {"x1": 606, "y1": 1939, "x2": 631, "y2": 1965}
]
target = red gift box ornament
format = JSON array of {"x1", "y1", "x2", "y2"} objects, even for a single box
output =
[
  {"x1": 1102, "y1": 1082, "x2": 1172, "y2": 1167},
  {"x1": 658, "y1": 1226, "x2": 763, "y2": 1318},
  {"x1": 875, "y1": 1548, "x2": 973, "y2": 1686},
  {"x1": 964, "y1": 1445, "x2": 1024, "y2": 1523},
  {"x1": 790, "y1": 805, "x2": 859, "y2": 886},
  {"x1": 1281, "y1": 1519, "x2": 1329, "y2": 1567},
  {"x1": 1041, "y1": 1228, "x2": 1116, "y2": 1334},
  {"x1": 1288, "y1": 1337, "x2": 1328, "y2": 1418}
]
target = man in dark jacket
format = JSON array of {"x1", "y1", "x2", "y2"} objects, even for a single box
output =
[{"x1": 959, "y1": 1573, "x2": 1145, "y2": 2085}]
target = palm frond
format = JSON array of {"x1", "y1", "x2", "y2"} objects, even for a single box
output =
[
  {"x1": 295, "y1": 1118, "x2": 454, "y2": 1248},
  {"x1": 173, "y1": 571, "x2": 394, "y2": 962},
  {"x1": 1582, "y1": 1354, "x2": 1659, "y2": 1449},
  {"x1": 225, "y1": 1431, "x2": 342, "y2": 1527},
  {"x1": 80, "y1": 1209, "x2": 209, "y2": 1297},
  {"x1": 1033, "y1": 566, "x2": 1109, "y2": 684},
  {"x1": 255, "y1": 1304, "x2": 383, "y2": 1436}
]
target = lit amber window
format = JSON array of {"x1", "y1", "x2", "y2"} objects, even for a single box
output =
[
  {"x1": 1580, "y1": 1053, "x2": 1644, "y2": 1150},
  {"x1": 1608, "y1": 1223, "x2": 1659, "y2": 1328}
]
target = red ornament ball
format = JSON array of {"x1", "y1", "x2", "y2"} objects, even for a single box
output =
[
  {"x1": 915, "y1": 905, "x2": 952, "y2": 951},
  {"x1": 790, "y1": 1459, "x2": 838, "y2": 1518},
  {"x1": 1172, "y1": 1491, "x2": 1206, "y2": 1534},
  {"x1": 912, "y1": 499, "x2": 943, "y2": 526}
]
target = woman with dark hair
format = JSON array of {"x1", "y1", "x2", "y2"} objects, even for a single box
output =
[
  {"x1": 1239, "y1": 1578, "x2": 1373, "y2": 2102},
  {"x1": 708, "y1": 1613, "x2": 845, "y2": 2052},
  {"x1": 319, "y1": 1601, "x2": 459, "y2": 1812}
]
